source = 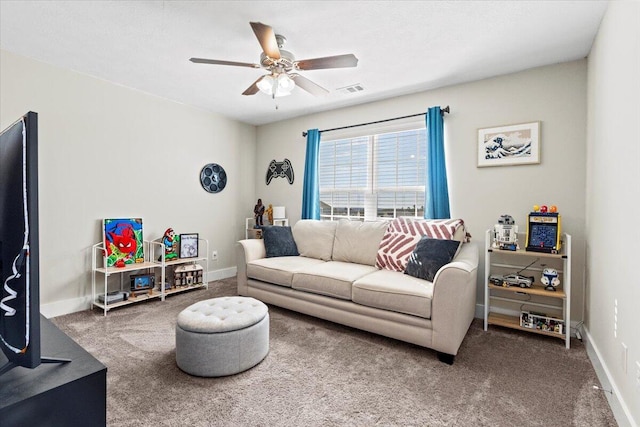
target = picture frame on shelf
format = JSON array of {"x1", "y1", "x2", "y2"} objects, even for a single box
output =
[
  {"x1": 477, "y1": 121, "x2": 540, "y2": 167},
  {"x1": 179, "y1": 233, "x2": 199, "y2": 259},
  {"x1": 103, "y1": 218, "x2": 144, "y2": 267}
]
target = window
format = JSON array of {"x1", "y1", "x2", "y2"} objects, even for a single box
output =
[{"x1": 319, "y1": 128, "x2": 426, "y2": 221}]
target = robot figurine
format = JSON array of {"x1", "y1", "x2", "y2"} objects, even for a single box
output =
[{"x1": 493, "y1": 214, "x2": 519, "y2": 251}]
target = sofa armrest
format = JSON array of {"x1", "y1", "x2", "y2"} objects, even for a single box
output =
[
  {"x1": 236, "y1": 239, "x2": 266, "y2": 295},
  {"x1": 430, "y1": 243, "x2": 479, "y2": 355}
]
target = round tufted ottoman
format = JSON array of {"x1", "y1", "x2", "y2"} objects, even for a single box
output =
[{"x1": 175, "y1": 296, "x2": 269, "y2": 377}]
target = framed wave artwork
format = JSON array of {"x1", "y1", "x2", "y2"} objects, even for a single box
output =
[{"x1": 477, "y1": 121, "x2": 540, "y2": 167}]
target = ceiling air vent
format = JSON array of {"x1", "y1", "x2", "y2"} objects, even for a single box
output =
[{"x1": 337, "y1": 84, "x2": 364, "y2": 95}]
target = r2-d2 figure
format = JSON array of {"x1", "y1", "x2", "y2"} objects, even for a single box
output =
[{"x1": 493, "y1": 214, "x2": 519, "y2": 251}]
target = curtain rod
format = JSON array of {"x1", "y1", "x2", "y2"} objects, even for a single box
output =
[{"x1": 301, "y1": 106, "x2": 449, "y2": 137}]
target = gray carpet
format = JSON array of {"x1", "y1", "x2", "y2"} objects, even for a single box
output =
[{"x1": 52, "y1": 278, "x2": 616, "y2": 426}]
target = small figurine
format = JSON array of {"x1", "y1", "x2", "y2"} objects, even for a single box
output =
[
  {"x1": 541, "y1": 267, "x2": 560, "y2": 291},
  {"x1": 265, "y1": 204, "x2": 274, "y2": 225},
  {"x1": 115, "y1": 259, "x2": 125, "y2": 268},
  {"x1": 254, "y1": 198, "x2": 265, "y2": 228},
  {"x1": 161, "y1": 228, "x2": 178, "y2": 261},
  {"x1": 493, "y1": 214, "x2": 519, "y2": 250}
]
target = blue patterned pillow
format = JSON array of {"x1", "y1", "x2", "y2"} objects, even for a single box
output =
[
  {"x1": 404, "y1": 236, "x2": 460, "y2": 282},
  {"x1": 262, "y1": 226, "x2": 299, "y2": 258}
]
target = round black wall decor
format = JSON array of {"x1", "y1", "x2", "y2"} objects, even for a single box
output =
[{"x1": 200, "y1": 163, "x2": 227, "y2": 193}]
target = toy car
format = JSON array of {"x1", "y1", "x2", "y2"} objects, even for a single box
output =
[
  {"x1": 503, "y1": 273, "x2": 534, "y2": 288},
  {"x1": 489, "y1": 275, "x2": 505, "y2": 286}
]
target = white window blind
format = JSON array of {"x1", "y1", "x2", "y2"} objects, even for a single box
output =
[{"x1": 319, "y1": 128, "x2": 426, "y2": 221}]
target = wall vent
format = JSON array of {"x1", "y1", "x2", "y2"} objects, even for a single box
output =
[{"x1": 337, "y1": 84, "x2": 364, "y2": 95}]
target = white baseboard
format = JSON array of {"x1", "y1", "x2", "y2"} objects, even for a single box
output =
[
  {"x1": 475, "y1": 303, "x2": 484, "y2": 319},
  {"x1": 42, "y1": 267, "x2": 238, "y2": 319},
  {"x1": 41, "y1": 296, "x2": 93, "y2": 319},
  {"x1": 583, "y1": 326, "x2": 637, "y2": 427},
  {"x1": 205, "y1": 266, "x2": 237, "y2": 282}
]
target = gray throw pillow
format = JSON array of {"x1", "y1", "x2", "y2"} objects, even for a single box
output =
[
  {"x1": 404, "y1": 236, "x2": 461, "y2": 282},
  {"x1": 263, "y1": 226, "x2": 299, "y2": 258}
]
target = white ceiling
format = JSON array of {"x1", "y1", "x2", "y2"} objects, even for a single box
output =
[{"x1": 0, "y1": 1, "x2": 608, "y2": 126}]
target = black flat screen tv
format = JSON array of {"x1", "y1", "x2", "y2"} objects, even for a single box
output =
[
  {"x1": 0, "y1": 111, "x2": 42, "y2": 373},
  {"x1": 0, "y1": 112, "x2": 67, "y2": 375}
]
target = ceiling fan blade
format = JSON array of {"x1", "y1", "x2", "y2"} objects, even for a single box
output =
[
  {"x1": 190, "y1": 58, "x2": 260, "y2": 68},
  {"x1": 289, "y1": 73, "x2": 329, "y2": 96},
  {"x1": 242, "y1": 76, "x2": 266, "y2": 96},
  {"x1": 295, "y1": 54, "x2": 358, "y2": 70},
  {"x1": 250, "y1": 22, "x2": 281, "y2": 60}
]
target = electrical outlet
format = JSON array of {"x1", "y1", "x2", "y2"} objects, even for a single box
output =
[
  {"x1": 621, "y1": 342, "x2": 628, "y2": 373},
  {"x1": 212, "y1": 250, "x2": 218, "y2": 261}
]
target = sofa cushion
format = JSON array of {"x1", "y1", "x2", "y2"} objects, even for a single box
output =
[
  {"x1": 247, "y1": 257, "x2": 326, "y2": 288},
  {"x1": 292, "y1": 220, "x2": 337, "y2": 261},
  {"x1": 404, "y1": 236, "x2": 461, "y2": 282},
  {"x1": 263, "y1": 226, "x2": 299, "y2": 258},
  {"x1": 292, "y1": 261, "x2": 378, "y2": 300},
  {"x1": 332, "y1": 219, "x2": 389, "y2": 266},
  {"x1": 376, "y1": 218, "x2": 465, "y2": 272},
  {"x1": 352, "y1": 269, "x2": 434, "y2": 319}
]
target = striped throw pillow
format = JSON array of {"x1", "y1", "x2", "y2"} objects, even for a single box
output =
[{"x1": 375, "y1": 218, "x2": 465, "y2": 272}]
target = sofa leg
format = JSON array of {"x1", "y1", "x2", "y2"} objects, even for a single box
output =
[{"x1": 437, "y1": 352, "x2": 455, "y2": 365}]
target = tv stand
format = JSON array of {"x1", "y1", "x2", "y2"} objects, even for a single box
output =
[
  {"x1": 0, "y1": 356, "x2": 71, "y2": 377},
  {"x1": 0, "y1": 315, "x2": 106, "y2": 426}
]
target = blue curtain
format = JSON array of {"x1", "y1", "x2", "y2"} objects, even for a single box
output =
[
  {"x1": 425, "y1": 106, "x2": 451, "y2": 219},
  {"x1": 301, "y1": 129, "x2": 321, "y2": 219}
]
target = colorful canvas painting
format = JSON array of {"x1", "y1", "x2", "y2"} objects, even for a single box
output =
[
  {"x1": 477, "y1": 121, "x2": 540, "y2": 167},
  {"x1": 103, "y1": 218, "x2": 144, "y2": 267}
]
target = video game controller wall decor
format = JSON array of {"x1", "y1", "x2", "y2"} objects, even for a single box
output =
[{"x1": 266, "y1": 159, "x2": 294, "y2": 185}]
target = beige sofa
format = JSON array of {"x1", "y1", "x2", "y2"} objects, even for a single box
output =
[{"x1": 236, "y1": 219, "x2": 479, "y2": 364}]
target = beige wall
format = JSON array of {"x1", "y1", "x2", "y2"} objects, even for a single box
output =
[
  {"x1": 0, "y1": 49, "x2": 257, "y2": 316},
  {"x1": 1, "y1": 48, "x2": 592, "y2": 345},
  {"x1": 586, "y1": 1, "x2": 640, "y2": 424},
  {"x1": 256, "y1": 60, "x2": 588, "y2": 322}
]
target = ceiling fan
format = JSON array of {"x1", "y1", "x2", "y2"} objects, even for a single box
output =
[{"x1": 190, "y1": 22, "x2": 358, "y2": 98}]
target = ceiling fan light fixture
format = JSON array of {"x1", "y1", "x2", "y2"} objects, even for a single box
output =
[
  {"x1": 277, "y1": 73, "x2": 295, "y2": 94},
  {"x1": 257, "y1": 75, "x2": 275, "y2": 94},
  {"x1": 257, "y1": 73, "x2": 295, "y2": 97}
]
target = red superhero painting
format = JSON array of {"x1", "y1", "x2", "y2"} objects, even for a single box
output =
[{"x1": 103, "y1": 218, "x2": 144, "y2": 267}]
